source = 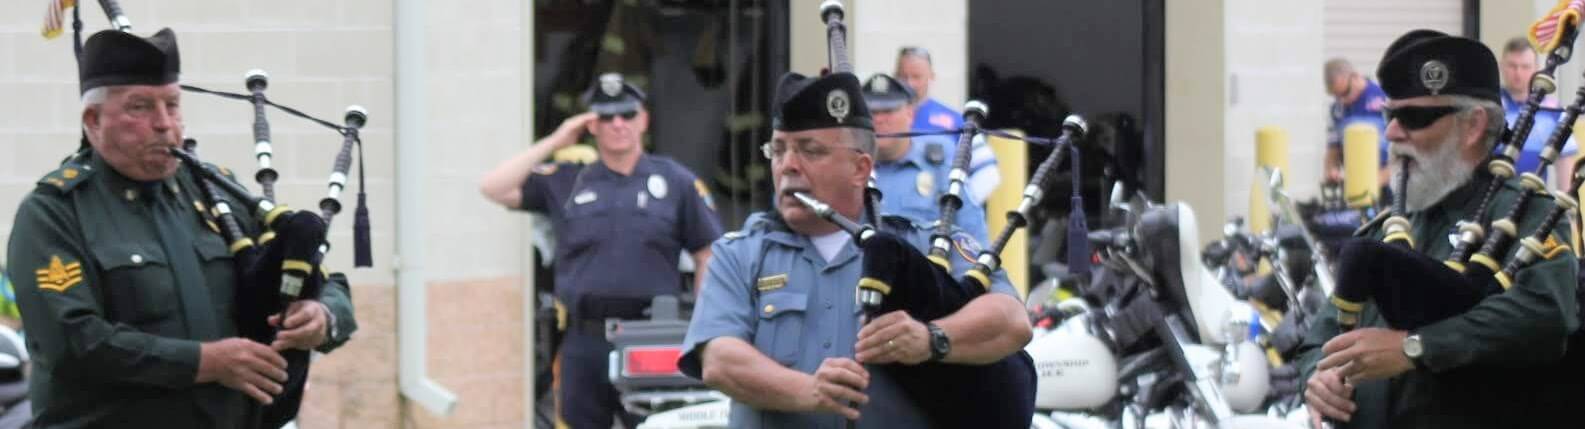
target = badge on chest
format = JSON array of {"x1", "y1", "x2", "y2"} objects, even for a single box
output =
[
  {"x1": 574, "y1": 190, "x2": 598, "y2": 205},
  {"x1": 648, "y1": 174, "x2": 668, "y2": 199}
]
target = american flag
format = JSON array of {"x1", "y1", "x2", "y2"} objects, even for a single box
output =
[
  {"x1": 41, "y1": 0, "x2": 77, "y2": 40},
  {"x1": 1531, "y1": 0, "x2": 1585, "y2": 55}
]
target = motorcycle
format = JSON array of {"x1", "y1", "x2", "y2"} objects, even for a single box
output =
[
  {"x1": 1025, "y1": 189, "x2": 1299, "y2": 429},
  {"x1": 608, "y1": 295, "x2": 727, "y2": 426}
]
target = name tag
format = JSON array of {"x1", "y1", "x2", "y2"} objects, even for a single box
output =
[
  {"x1": 756, "y1": 274, "x2": 787, "y2": 292},
  {"x1": 574, "y1": 191, "x2": 598, "y2": 205}
]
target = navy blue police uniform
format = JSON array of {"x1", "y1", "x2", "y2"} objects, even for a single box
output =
[{"x1": 517, "y1": 74, "x2": 724, "y2": 429}]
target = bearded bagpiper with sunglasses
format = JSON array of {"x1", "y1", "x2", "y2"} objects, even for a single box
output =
[
  {"x1": 480, "y1": 72, "x2": 725, "y2": 429},
  {"x1": 1296, "y1": 29, "x2": 1580, "y2": 429}
]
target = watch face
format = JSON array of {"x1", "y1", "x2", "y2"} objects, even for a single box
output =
[
  {"x1": 928, "y1": 324, "x2": 950, "y2": 358},
  {"x1": 1403, "y1": 335, "x2": 1423, "y2": 358}
]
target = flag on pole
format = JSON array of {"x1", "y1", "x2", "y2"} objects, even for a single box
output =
[
  {"x1": 1530, "y1": 0, "x2": 1585, "y2": 55},
  {"x1": 41, "y1": 0, "x2": 78, "y2": 39}
]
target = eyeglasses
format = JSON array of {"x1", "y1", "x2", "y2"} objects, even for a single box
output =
[
  {"x1": 760, "y1": 140, "x2": 862, "y2": 163},
  {"x1": 598, "y1": 111, "x2": 638, "y2": 122},
  {"x1": 1382, "y1": 105, "x2": 1463, "y2": 131}
]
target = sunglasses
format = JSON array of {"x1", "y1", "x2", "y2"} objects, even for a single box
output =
[
  {"x1": 1382, "y1": 105, "x2": 1462, "y2": 130},
  {"x1": 598, "y1": 111, "x2": 638, "y2": 122}
]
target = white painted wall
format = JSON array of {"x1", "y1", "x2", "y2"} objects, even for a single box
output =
[
  {"x1": 853, "y1": 0, "x2": 967, "y2": 110},
  {"x1": 1224, "y1": 0, "x2": 1328, "y2": 223},
  {"x1": 0, "y1": 0, "x2": 529, "y2": 285},
  {"x1": 1167, "y1": 0, "x2": 1229, "y2": 244}
]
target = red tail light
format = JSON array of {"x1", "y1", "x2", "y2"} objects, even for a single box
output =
[{"x1": 623, "y1": 346, "x2": 684, "y2": 377}]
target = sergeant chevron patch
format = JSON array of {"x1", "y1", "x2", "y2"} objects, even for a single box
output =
[{"x1": 35, "y1": 255, "x2": 83, "y2": 293}]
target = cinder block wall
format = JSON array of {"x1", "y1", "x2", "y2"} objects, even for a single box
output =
[{"x1": 0, "y1": 1, "x2": 531, "y2": 428}]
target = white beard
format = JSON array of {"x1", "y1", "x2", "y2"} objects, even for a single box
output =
[{"x1": 1389, "y1": 131, "x2": 1475, "y2": 213}]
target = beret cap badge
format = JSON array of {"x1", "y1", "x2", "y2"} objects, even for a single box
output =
[
  {"x1": 827, "y1": 89, "x2": 851, "y2": 122},
  {"x1": 1420, "y1": 60, "x2": 1450, "y2": 95}
]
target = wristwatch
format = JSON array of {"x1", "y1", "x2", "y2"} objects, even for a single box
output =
[
  {"x1": 926, "y1": 322, "x2": 951, "y2": 362},
  {"x1": 1402, "y1": 333, "x2": 1424, "y2": 362}
]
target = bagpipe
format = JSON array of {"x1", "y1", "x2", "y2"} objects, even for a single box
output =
[
  {"x1": 794, "y1": 3, "x2": 1097, "y2": 427},
  {"x1": 793, "y1": 114, "x2": 1084, "y2": 429},
  {"x1": 172, "y1": 89, "x2": 370, "y2": 429},
  {"x1": 71, "y1": 1, "x2": 374, "y2": 427},
  {"x1": 1329, "y1": 1, "x2": 1585, "y2": 335}
]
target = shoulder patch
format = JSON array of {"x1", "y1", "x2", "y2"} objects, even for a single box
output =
[
  {"x1": 879, "y1": 214, "x2": 920, "y2": 231},
  {"x1": 721, "y1": 230, "x2": 747, "y2": 242},
  {"x1": 532, "y1": 163, "x2": 559, "y2": 175},
  {"x1": 694, "y1": 179, "x2": 716, "y2": 210},
  {"x1": 37, "y1": 161, "x2": 95, "y2": 193},
  {"x1": 952, "y1": 231, "x2": 983, "y2": 264},
  {"x1": 34, "y1": 255, "x2": 84, "y2": 293}
]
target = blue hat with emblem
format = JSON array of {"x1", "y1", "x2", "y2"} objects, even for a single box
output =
[
  {"x1": 772, "y1": 72, "x2": 872, "y2": 131},
  {"x1": 582, "y1": 72, "x2": 647, "y2": 115},
  {"x1": 861, "y1": 73, "x2": 916, "y2": 111}
]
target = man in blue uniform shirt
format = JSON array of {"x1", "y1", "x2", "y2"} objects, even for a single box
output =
[
  {"x1": 1324, "y1": 58, "x2": 1391, "y2": 183},
  {"x1": 1497, "y1": 36, "x2": 1577, "y2": 185},
  {"x1": 896, "y1": 46, "x2": 1000, "y2": 205},
  {"x1": 678, "y1": 70, "x2": 1032, "y2": 428},
  {"x1": 861, "y1": 73, "x2": 990, "y2": 243},
  {"x1": 480, "y1": 73, "x2": 724, "y2": 429}
]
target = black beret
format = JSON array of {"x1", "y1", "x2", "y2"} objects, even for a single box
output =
[
  {"x1": 79, "y1": 28, "x2": 180, "y2": 94},
  {"x1": 861, "y1": 73, "x2": 916, "y2": 111},
  {"x1": 772, "y1": 72, "x2": 872, "y2": 131},
  {"x1": 1376, "y1": 29, "x2": 1500, "y2": 104},
  {"x1": 582, "y1": 73, "x2": 647, "y2": 115}
]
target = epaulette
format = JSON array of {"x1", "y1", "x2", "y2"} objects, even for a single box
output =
[
  {"x1": 880, "y1": 214, "x2": 920, "y2": 231},
  {"x1": 722, "y1": 213, "x2": 775, "y2": 243},
  {"x1": 36, "y1": 156, "x2": 95, "y2": 193},
  {"x1": 1354, "y1": 209, "x2": 1391, "y2": 237},
  {"x1": 208, "y1": 162, "x2": 241, "y2": 183}
]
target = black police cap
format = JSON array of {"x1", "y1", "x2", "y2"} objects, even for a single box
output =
[
  {"x1": 79, "y1": 28, "x2": 181, "y2": 94},
  {"x1": 1376, "y1": 29, "x2": 1500, "y2": 104},
  {"x1": 582, "y1": 73, "x2": 647, "y2": 115},
  {"x1": 861, "y1": 73, "x2": 916, "y2": 111},
  {"x1": 772, "y1": 72, "x2": 872, "y2": 132}
]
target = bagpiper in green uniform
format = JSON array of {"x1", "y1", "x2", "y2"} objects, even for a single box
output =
[
  {"x1": 1297, "y1": 29, "x2": 1579, "y2": 428},
  {"x1": 4, "y1": 28, "x2": 356, "y2": 428}
]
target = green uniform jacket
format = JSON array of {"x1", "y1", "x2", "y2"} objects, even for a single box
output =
[
  {"x1": 4, "y1": 150, "x2": 357, "y2": 428},
  {"x1": 1296, "y1": 172, "x2": 1580, "y2": 428}
]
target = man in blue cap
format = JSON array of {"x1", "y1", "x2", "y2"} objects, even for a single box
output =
[
  {"x1": 481, "y1": 72, "x2": 724, "y2": 429},
  {"x1": 861, "y1": 73, "x2": 990, "y2": 244}
]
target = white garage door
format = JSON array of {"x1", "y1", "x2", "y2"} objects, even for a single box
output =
[{"x1": 1324, "y1": 0, "x2": 1465, "y2": 78}]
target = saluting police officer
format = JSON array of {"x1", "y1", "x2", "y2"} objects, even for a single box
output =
[
  {"x1": 480, "y1": 73, "x2": 725, "y2": 429},
  {"x1": 5, "y1": 29, "x2": 359, "y2": 428},
  {"x1": 862, "y1": 73, "x2": 990, "y2": 244},
  {"x1": 1297, "y1": 30, "x2": 1579, "y2": 428},
  {"x1": 678, "y1": 71, "x2": 1031, "y2": 428}
]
